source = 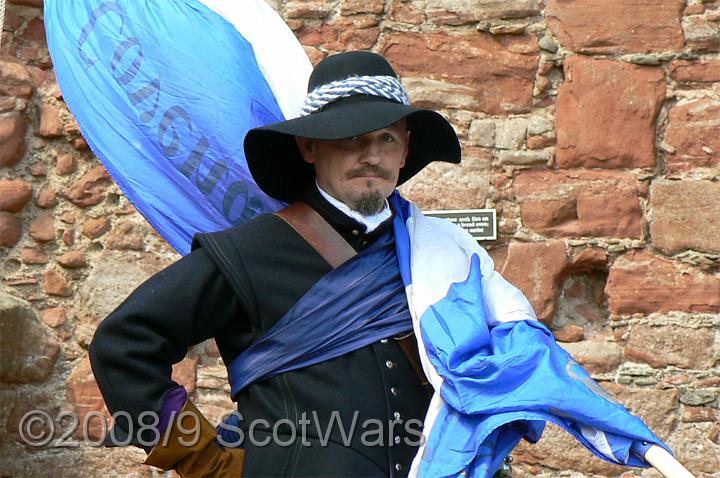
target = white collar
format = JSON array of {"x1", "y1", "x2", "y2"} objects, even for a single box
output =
[{"x1": 316, "y1": 183, "x2": 392, "y2": 233}]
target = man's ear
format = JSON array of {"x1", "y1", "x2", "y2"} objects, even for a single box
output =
[
  {"x1": 400, "y1": 130, "x2": 410, "y2": 168},
  {"x1": 295, "y1": 137, "x2": 315, "y2": 164}
]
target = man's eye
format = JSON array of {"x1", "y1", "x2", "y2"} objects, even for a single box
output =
[
  {"x1": 339, "y1": 136, "x2": 359, "y2": 147},
  {"x1": 382, "y1": 133, "x2": 395, "y2": 143}
]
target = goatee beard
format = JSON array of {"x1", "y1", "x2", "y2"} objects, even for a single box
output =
[{"x1": 351, "y1": 191, "x2": 385, "y2": 216}]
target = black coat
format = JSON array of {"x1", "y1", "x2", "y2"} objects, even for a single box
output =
[{"x1": 89, "y1": 186, "x2": 432, "y2": 477}]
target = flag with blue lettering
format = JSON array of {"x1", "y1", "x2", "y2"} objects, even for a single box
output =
[
  {"x1": 389, "y1": 194, "x2": 673, "y2": 478},
  {"x1": 44, "y1": 0, "x2": 311, "y2": 254}
]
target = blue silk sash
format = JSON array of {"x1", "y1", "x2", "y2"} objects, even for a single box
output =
[{"x1": 225, "y1": 227, "x2": 413, "y2": 400}]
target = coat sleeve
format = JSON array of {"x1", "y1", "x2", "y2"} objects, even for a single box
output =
[{"x1": 88, "y1": 247, "x2": 252, "y2": 447}]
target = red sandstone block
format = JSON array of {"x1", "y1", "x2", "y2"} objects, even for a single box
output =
[
  {"x1": 0, "y1": 58, "x2": 33, "y2": 97},
  {"x1": 107, "y1": 221, "x2": 145, "y2": 251},
  {"x1": 66, "y1": 357, "x2": 111, "y2": 441},
  {"x1": 36, "y1": 103, "x2": 64, "y2": 138},
  {"x1": 35, "y1": 186, "x2": 57, "y2": 209},
  {"x1": 63, "y1": 165, "x2": 112, "y2": 208},
  {"x1": 18, "y1": 17, "x2": 46, "y2": 44},
  {"x1": 0, "y1": 212, "x2": 22, "y2": 247},
  {"x1": 513, "y1": 170, "x2": 643, "y2": 239},
  {"x1": 20, "y1": 247, "x2": 48, "y2": 264},
  {"x1": 556, "y1": 56, "x2": 665, "y2": 169},
  {"x1": 501, "y1": 240, "x2": 568, "y2": 322},
  {"x1": 624, "y1": 324, "x2": 716, "y2": 369},
  {"x1": 424, "y1": 0, "x2": 540, "y2": 24},
  {"x1": 545, "y1": 0, "x2": 684, "y2": 54},
  {"x1": 298, "y1": 15, "x2": 380, "y2": 52},
  {"x1": 663, "y1": 99, "x2": 720, "y2": 173},
  {"x1": 669, "y1": 59, "x2": 720, "y2": 83},
  {"x1": 40, "y1": 307, "x2": 66, "y2": 328},
  {"x1": 56, "y1": 250, "x2": 87, "y2": 269},
  {"x1": 82, "y1": 216, "x2": 111, "y2": 239},
  {"x1": 29, "y1": 214, "x2": 54, "y2": 243},
  {"x1": 43, "y1": 268, "x2": 72, "y2": 296},
  {"x1": 606, "y1": 250, "x2": 720, "y2": 315},
  {"x1": 388, "y1": 0, "x2": 423, "y2": 24},
  {"x1": 650, "y1": 180, "x2": 720, "y2": 255},
  {"x1": 0, "y1": 179, "x2": 32, "y2": 212},
  {"x1": 682, "y1": 407, "x2": 716, "y2": 423},
  {"x1": 0, "y1": 113, "x2": 28, "y2": 167},
  {"x1": 380, "y1": 31, "x2": 539, "y2": 114}
]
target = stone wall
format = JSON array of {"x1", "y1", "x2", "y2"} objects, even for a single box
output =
[{"x1": 1, "y1": 0, "x2": 719, "y2": 476}]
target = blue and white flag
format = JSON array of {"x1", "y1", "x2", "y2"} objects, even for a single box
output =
[
  {"x1": 45, "y1": 0, "x2": 311, "y2": 254},
  {"x1": 389, "y1": 194, "x2": 672, "y2": 477}
]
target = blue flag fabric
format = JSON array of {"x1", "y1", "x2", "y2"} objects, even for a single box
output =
[
  {"x1": 389, "y1": 193, "x2": 672, "y2": 477},
  {"x1": 44, "y1": 0, "x2": 311, "y2": 254}
]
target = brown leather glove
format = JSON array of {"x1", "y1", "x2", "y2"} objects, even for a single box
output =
[{"x1": 144, "y1": 399, "x2": 245, "y2": 478}]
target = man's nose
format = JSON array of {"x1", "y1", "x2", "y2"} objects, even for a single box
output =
[{"x1": 360, "y1": 140, "x2": 382, "y2": 165}]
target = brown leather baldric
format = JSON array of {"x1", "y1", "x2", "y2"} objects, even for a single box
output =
[
  {"x1": 275, "y1": 202, "x2": 356, "y2": 268},
  {"x1": 275, "y1": 201, "x2": 429, "y2": 386}
]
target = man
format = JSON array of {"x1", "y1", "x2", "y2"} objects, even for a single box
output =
[
  {"x1": 90, "y1": 47, "x2": 687, "y2": 478},
  {"x1": 89, "y1": 51, "x2": 466, "y2": 477}
]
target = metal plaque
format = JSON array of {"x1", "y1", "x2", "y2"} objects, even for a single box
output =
[{"x1": 423, "y1": 209, "x2": 497, "y2": 241}]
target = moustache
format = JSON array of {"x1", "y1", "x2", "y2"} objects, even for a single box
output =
[{"x1": 346, "y1": 166, "x2": 392, "y2": 180}]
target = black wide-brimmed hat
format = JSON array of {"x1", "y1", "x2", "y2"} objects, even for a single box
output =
[{"x1": 244, "y1": 51, "x2": 461, "y2": 203}]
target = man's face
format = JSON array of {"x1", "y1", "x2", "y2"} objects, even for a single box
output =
[{"x1": 296, "y1": 119, "x2": 410, "y2": 215}]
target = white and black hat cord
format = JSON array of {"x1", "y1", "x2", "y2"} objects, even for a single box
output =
[{"x1": 300, "y1": 75, "x2": 410, "y2": 116}]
